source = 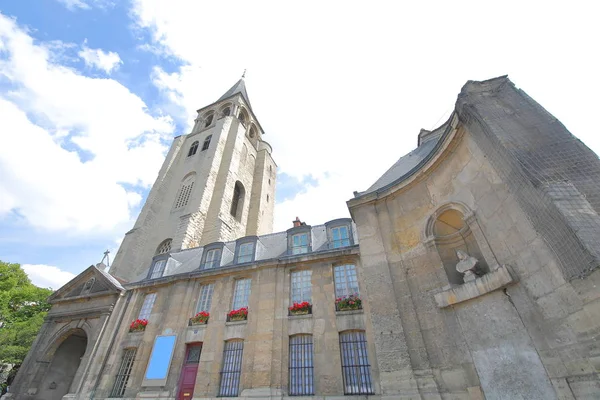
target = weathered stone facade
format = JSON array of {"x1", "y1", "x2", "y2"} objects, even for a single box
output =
[{"x1": 6, "y1": 77, "x2": 600, "y2": 400}]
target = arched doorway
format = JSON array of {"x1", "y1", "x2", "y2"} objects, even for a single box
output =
[{"x1": 39, "y1": 329, "x2": 87, "y2": 400}]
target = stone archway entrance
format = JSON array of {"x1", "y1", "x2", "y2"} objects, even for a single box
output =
[{"x1": 39, "y1": 329, "x2": 87, "y2": 400}]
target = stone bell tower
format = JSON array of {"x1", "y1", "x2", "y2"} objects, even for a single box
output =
[{"x1": 109, "y1": 77, "x2": 277, "y2": 282}]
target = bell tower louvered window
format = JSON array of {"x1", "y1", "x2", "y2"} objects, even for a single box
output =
[{"x1": 174, "y1": 175, "x2": 195, "y2": 209}]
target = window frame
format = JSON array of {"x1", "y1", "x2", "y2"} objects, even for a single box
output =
[
  {"x1": 138, "y1": 293, "x2": 157, "y2": 320},
  {"x1": 196, "y1": 283, "x2": 214, "y2": 314},
  {"x1": 187, "y1": 141, "x2": 199, "y2": 157},
  {"x1": 234, "y1": 236, "x2": 257, "y2": 264},
  {"x1": 219, "y1": 340, "x2": 244, "y2": 397},
  {"x1": 339, "y1": 330, "x2": 374, "y2": 395},
  {"x1": 200, "y1": 242, "x2": 224, "y2": 270},
  {"x1": 231, "y1": 278, "x2": 251, "y2": 310},
  {"x1": 110, "y1": 348, "x2": 137, "y2": 398},
  {"x1": 289, "y1": 335, "x2": 314, "y2": 396},
  {"x1": 286, "y1": 225, "x2": 312, "y2": 256},
  {"x1": 325, "y1": 218, "x2": 354, "y2": 249},
  {"x1": 201, "y1": 135, "x2": 212, "y2": 151},
  {"x1": 290, "y1": 270, "x2": 312, "y2": 304},
  {"x1": 333, "y1": 264, "x2": 360, "y2": 299},
  {"x1": 148, "y1": 256, "x2": 169, "y2": 280}
]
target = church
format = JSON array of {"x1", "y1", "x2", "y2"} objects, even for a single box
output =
[{"x1": 6, "y1": 76, "x2": 600, "y2": 399}]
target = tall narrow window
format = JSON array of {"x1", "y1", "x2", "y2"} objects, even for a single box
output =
[
  {"x1": 232, "y1": 278, "x2": 251, "y2": 309},
  {"x1": 204, "y1": 113, "x2": 214, "y2": 128},
  {"x1": 230, "y1": 181, "x2": 245, "y2": 220},
  {"x1": 202, "y1": 248, "x2": 221, "y2": 269},
  {"x1": 201, "y1": 135, "x2": 212, "y2": 151},
  {"x1": 334, "y1": 265, "x2": 360, "y2": 298},
  {"x1": 150, "y1": 260, "x2": 167, "y2": 279},
  {"x1": 291, "y1": 233, "x2": 309, "y2": 254},
  {"x1": 221, "y1": 107, "x2": 231, "y2": 117},
  {"x1": 174, "y1": 176, "x2": 195, "y2": 209},
  {"x1": 196, "y1": 283, "x2": 214, "y2": 314},
  {"x1": 219, "y1": 340, "x2": 244, "y2": 397},
  {"x1": 290, "y1": 270, "x2": 312, "y2": 304},
  {"x1": 237, "y1": 242, "x2": 254, "y2": 264},
  {"x1": 138, "y1": 293, "x2": 157, "y2": 320},
  {"x1": 289, "y1": 335, "x2": 314, "y2": 396},
  {"x1": 110, "y1": 348, "x2": 137, "y2": 398},
  {"x1": 331, "y1": 226, "x2": 351, "y2": 248},
  {"x1": 188, "y1": 141, "x2": 199, "y2": 157},
  {"x1": 339, "y1": 331, "x2": 374, "y2": 395}
]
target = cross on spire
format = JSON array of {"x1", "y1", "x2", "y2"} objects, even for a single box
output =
[{"x1": 242, "y1": 69, "x2": 246, "y2": 79}]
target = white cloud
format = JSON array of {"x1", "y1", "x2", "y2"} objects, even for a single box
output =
[
  {"x1": 78, "y1": 43, "x2": 122, "y2": 74},
  {"x1": 22, "y1": 264, "x2": 76, "y2": 290},
  {"x1": 0, "y1": 14, "x2": 174, "y2": 234},
  {"x1": 132, "y1": 1, "x2": 600, "y2": 231},
  {"x1": 55, "y1": 0, "x2": 114, "y2": 11}
]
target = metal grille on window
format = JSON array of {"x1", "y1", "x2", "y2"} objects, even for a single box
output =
[
  {"x1": 219, "y1": 340, "x2": 244, "y2": 397},
  {"x1": 202, "y1": 249, "x2": 221, "y2": 269},
  {"x1": 237, "y1": 242, "x2": 254, "y2": 263},
  {"x1": 186, "y1": 344, "x2": 202, "y2": 364},
  {"x1": 290, "y1": 270, "x2": 311, "y2": 304},
  {"x1": 292, "y1": 233, "x2": 309, "y2": 254},
  {"x1": 110, "y1": 348, "x2": 136, "y2": 398},
  {"x1": 339, "y1": 331, "x2": 374, "y2": 395},
  {"x1": 174, "y1": 181, "x2": 194, "y2": 209},
  {"x1": 334, "y1": 265, "x2": 360, "y2": 298},
  {"x1": 232, "y1": 279, "x2": 251, "y2": 309},
  {"x1": 150, "y1": 260, "x2": 167, "y2": 279},
  {"x1": 138, "y1": 293, "x2": 156, "y2": 320},
  {"x1": 289, "y1": 335, "x2": 314, "y2": 396},
  {"x1": 332, "y1": 226, "x2": 351, "y2": 248},
  {"x1": 196, "y1": 284, "x2": 214, "y2": 314}
]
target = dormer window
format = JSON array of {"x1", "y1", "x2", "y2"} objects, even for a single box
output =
[
  {"x1": 292, "y1": 233, "x2": 309, "y2": 254},
  {"x1": 188, "y1": 141, "x2": 199, "y2": 157},
  {"x1": 202, "y1": 248, "x2": 222, "y2": 270},
  {"x1": 149, "y1": 259, "x2": 167, "y2": 279},
  {"x1": 331, "y1": 226, "x2": 350, "y2": 248},
  {"x1": 237, "y1": 242, "x2": 254, "y2": 263},
  {"x1": 202, "y1": 135, "x2": 212, "y2": 151}
]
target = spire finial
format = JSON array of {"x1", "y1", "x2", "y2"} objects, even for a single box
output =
[{"x1": 241, "y1": 69, "x2": 246, "y2": 79}]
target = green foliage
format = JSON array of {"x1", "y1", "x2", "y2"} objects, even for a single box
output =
[{"x1": 0, "y1": 261, "x2": 53, "y2": 364}]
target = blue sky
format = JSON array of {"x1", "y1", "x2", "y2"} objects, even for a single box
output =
[{"x1": 1, "y1": 0, "x2": 599, "y2": 289}]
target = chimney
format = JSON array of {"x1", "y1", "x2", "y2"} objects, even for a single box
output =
[{"x1": 293, "y1": 217, "x2": 303, "y2": 227}]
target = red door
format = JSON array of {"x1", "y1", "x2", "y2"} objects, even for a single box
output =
[{"x1": 177, "y1": 343, "x2": 202, "y2": 400}]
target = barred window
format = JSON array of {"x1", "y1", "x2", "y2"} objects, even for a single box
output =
[
  {"x1": 138, "y1": 293, "x2": 156, "y2": 320},
  {"x1": 232, "y1": 279, "x2": 251, "y2": 310},
  {"x1": 236, "y1": 242, "x2": 254, "y2": 264},
  {"x1": 188, "y1": 141, "x2": 199, "y2": 157},
  {"x1": 339, "y1": 331, "x2": 374, "y2": 395},
  {"x1": 110, "y1": 348, "x2": 136, "y2": 398},
  {"x1": 219, "y1": 340, "x2": 244, "y2": 397},
  {"x1": 289, "y1": 335, "x2": 314, "y2": 396},
  {"x1": 331, "y1": 225, "x2": 351, "y2": 248},
  {"x1": 149, "y1": 260, "x2": 167, "y2": 279},
  {"x1": 196, "y1": 284, "x2": 214, "y2": 313},
  {"x1": 290, "y1": 270, "x2": 311, "y2": 304},
  {"x1": 202, "y1": 249, "x2": 221, "y2": 269},
  {"x1": 334, "y1": 264, "x2": 360, "y2": 298},
  {"x1": 292, "y1": 233, "x2": 309, "y2": 254}
]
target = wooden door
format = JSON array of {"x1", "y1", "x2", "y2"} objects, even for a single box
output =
[{"x1": 177, "y1": 343, "x2": 202, "y2": 400}]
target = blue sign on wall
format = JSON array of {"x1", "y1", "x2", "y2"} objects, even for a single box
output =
[{"x1": 145, "y1": 335, "x2": 176, "y2": 380}]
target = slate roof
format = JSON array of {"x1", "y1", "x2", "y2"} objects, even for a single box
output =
[{"x1": 218, "y1": 78, "x2": 252, "y2": 110}]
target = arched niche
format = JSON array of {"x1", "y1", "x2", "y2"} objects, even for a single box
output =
[
  {"x1": 425, "y1": 203, "x2": 490, "y2": 284},
  {"x1": 39, "y1": 328, "x2": 88, "y2": 400}
]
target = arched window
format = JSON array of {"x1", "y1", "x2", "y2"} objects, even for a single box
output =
[
  {"x1": 230, "y1": 181, "x2": 245, "y2": 220},
  {"x1": 188, "y1": 141, "x2": 199, "y2": 157},
  {"x1": 240, "y1": 144, "x2": 248, "y2": 167},
  {"x1": 221, "y1": 106, "x2": 231, "y2": 117},
  {"x1": 204, "y1": 113, "x2": 214, "y2": 128},
  {"x1": 238, "y1": 108, "x2": 248, "y2": 126},
  {"x1": 202, "y1": 135, "x2": 212, "y2": 151},
  {"x1": 426, "y1": 205, "x2": 489, "y2": 284},
  {"x1": 155, "y1": 239, "x2": 172, "y2": 255},
  {"x1": 174, "y1": 174, "x2": 195, "y2": 209},
  {"x1": 249, "y1": 126, "x2": 257, "y2": 138}
]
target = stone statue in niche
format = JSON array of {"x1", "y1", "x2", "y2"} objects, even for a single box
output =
[
  {"x1": 80, "y1": 277, "x2": 95, "y2": 295},
  {"x1": 455, "y1": 250, "x2": 480, "y2": 282}
]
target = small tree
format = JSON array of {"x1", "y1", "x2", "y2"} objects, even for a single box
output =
[{"x1": 0, "y1": 261, "x2": 53, "y2": 393}]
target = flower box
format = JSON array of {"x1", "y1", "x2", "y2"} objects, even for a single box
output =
[
  {"x1": 289, "y1": 301, "x2": 312, "y2": 316},
  {"x1": 227, "y1": 307, "x2": 248, "y2": 322},
  {"x1": 129, "y1": 319, "x2": 148, "y2": 332},
  {"x1": 335, "y1": 295, "x2": 362, "y2": 311},
  {"x1": 189, "y1": 311, "x2": 209, "y2": 326}
]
